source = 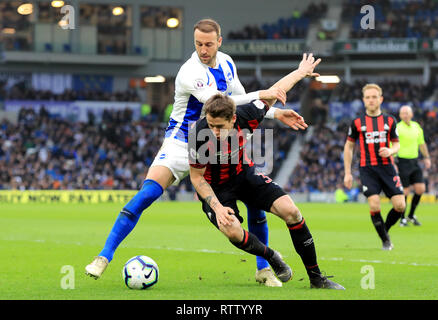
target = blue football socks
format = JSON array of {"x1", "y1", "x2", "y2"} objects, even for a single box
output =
[
  {"x1": 245, "y1": 204, "x2": 270, "y2": 270},
  {"x1": 99, "y1": 179, "x2": 164, "y2": 262}
]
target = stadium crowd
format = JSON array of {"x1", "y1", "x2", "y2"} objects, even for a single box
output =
[
  {"x1": 344, "y1": 0, "x2": 438, "y2": 39},
  {"x1": 241, "y1": 77, "x2": 306, "y2": 103},
  {"x1": 0, "y1": 104, "x2": 295, "y2": 192},
  {"x1": 227, "y1": 2, "x2": 327, "y2": 40},
  {"x1": 0, "y1": 81, "x2": 141, "y2": 102},
  {"x1": 284, "y1": 122, "x2": 349, "y2": 193},
  {"x1": 285, "y1": 108, "x2": 438, "y2": 195},
  {"x1": 419, "y1": 110, "x2": 438, "y2": 194},
  {"x1": 334, "y1": 79, "x2": 435, "y2": 105},
  {"x1": 0, "y1": 107, "x2": 163, "y2": 190}
]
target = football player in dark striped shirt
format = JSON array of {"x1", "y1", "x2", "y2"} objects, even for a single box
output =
[
  {"x1": 343, "y1": 83, "x2": 406, "y2": 251},
  {"x1": 189, "y1": 54, "x2": 344, "y2": 289}
]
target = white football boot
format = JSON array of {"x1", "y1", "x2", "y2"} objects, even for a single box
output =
[
  {"x1": 255, "y1": 267, "x2": 283, "y2": 287},
  {"x1": 85, "y1": 256, "x2": 109, "y2": 279}
]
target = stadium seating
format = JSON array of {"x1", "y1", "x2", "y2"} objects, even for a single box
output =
[
  {"x1": 227, "y1": 2, "x2": 327, "y2": 40},
  {"x1": 286, "y1": 107, "x2": 438, "y2": 195},
  {"x1": 1, "y1": 0, "x2": 437, "y2": 199},
  {"x1": 0, "y1": 102, "x2": 296, "y2": 192},
  {"x1": 241, "y1": 78, "x2": 305, "y2": 103},
  {"x1": 1, "y1": 82, "x2": 140, "y2": 102},
  {"x1": 0, "y1": 107, "x2": 163, "y2": 190},
  {"x1": 284, "y1": 122, "x2": 350, "y2": 193},
  {"x1": 417, "y1": 111, "x2": 438, "y2": 193},
  {"x1": 343, "y1": 0, "x2": 438, "y2": 39},
  {"x1": 333, "y1": 79, "x2": 435, "y2": 106},
  {"x1": 285, "y1": 76, "x2": 438, "y2": 195}
]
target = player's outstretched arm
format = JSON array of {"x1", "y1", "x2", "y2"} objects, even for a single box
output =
[
  {"x1": 263, "y1": 53, "x2": 321, "y2": 107},
  {"x1": 259, "y1": 53, "x2": 320, "y2": 130},
  {"x1": 273, "y1": 109, "x2": 308, "y2": 131},
  {"x1": 343, "y1": 140, "x2": 355, "y2": 189},
  {"x1": 189, "y1": 166, "x2": 235, "y2": 226}
]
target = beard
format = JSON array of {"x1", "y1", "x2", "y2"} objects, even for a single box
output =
[{"x1": 199, "y1": 52, "x2": 217, "y2": 67}]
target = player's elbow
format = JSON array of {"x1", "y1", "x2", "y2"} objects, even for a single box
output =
[
  {"x1": 189, "y1": 169, "x2": 204, "y2": 188},
  {"x1": 189, "y1": 172, "x2": 199, "y2": 186}
]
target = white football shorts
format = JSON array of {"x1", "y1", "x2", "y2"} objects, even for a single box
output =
[{"x1": 150, "y1": 138, "x2": 190, "y2": 185}]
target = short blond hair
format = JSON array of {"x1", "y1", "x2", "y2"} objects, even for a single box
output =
[
  {"x1": 194, "y1": 18, "x2": 221, "y2": 39},
  {"x1": 362, "y1": 83, "x2": 383, "y2": 96}
]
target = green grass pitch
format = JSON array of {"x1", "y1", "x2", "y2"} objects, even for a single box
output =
[{"x1": 1, "y1": 201, "x2": 437, "y2": 300}]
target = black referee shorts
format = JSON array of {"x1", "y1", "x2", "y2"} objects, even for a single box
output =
[
  {"x1": 397, "y1": 158, "x2": 424, "y2": 187},
  {"x1": 359, "y1": 164, "x2": 404, "y2": 198},
  {"x1": 199, "y1": 166, "x2": 286, "y2": 229}
]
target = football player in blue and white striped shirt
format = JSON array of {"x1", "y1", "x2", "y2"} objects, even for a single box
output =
[{"x1": 86, "y1": 19, "x2": 299, "y2": 286}]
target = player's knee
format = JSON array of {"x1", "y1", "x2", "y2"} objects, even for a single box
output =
[
  {"x1": 415, "y1": 184, "x2": 426, "y2": 195},
  {"x1": 394, "y1": 201, "x2": 406, "y2": 213},
  {"x1": 368, "y1": 197, "x2": 380, "y2": 212},
  {"x1": 220, "y1": 221, "x2": 241, "y2": 242},
  {"x1": 283, "y1": 205, "x2": 302, "y2": 225}
]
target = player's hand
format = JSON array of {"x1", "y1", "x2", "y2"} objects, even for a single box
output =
[
  {"x1": 298, "y1": 53, "x2": 321, "y2": 78},
  {"x1": 424, "y1": 158, "x2": 431, "y2": 170},
  {"x1": 378, "y1": 147, "x2": 392, "y2": 158},
  {"x1": 215, "y1": 206, "x2": 235, "y2": 227},
  {"x1": 344, "y1": 174, "x2": 353, "y2": 189},
  {"x1": 259, "y1": 87, "x2": 287, "y2": 106},
  {"x1": 275, "y1": 109, "x2": 308, "y2": 130}
]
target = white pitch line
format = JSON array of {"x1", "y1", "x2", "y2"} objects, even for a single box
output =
[
  {"x1": 124, "y1": 244, "x2": 438, "y2": 267},
  {"x1": 2, "y1": 237, "x2": 438, "y2": 268},
  {"x1": 317, "y1": 256, "x2": 438, "y2": 267}
]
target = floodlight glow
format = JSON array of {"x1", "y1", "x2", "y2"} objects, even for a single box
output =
[
  {"x1": 2, "y1": 28, "x2": 16, "y2": 34},
  {"x1": 51, "y1": 1, "x2": 64, "y2": 8},
  {"x1": 112, "y1": 7, "x2": 124, "y2": 16},
  {"x1": 17, "y1": 3, "x2": 33, "y2": 15},
  {"x1": 315, "y1": 75, "x2": 341, "y2": 83},
  {"x1": 144, "y1": 75, "x2": 166, "y2": 83},
  {"x1": 167, "y1": 18, "x2": 179, "y2": 28}
]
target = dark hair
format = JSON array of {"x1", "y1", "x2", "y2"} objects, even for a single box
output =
[
  {"x1": 193, "y1": 18, "x2": 221, "y2": 38},
  {"x1": 203, "y1": 93, "x2": 236, "y2": 121}
]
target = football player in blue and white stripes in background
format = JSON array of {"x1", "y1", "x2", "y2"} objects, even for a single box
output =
[{"x1": 86, "y1": 18, "x2": 301, "y2": 287}]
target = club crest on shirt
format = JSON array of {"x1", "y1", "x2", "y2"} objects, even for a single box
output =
[
  {"x1": 253, "y1": 100, "x2": 265, "y2": 110},
  {"x1": 194, "y1": 79, "x2": 205, "y2": 89}
]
